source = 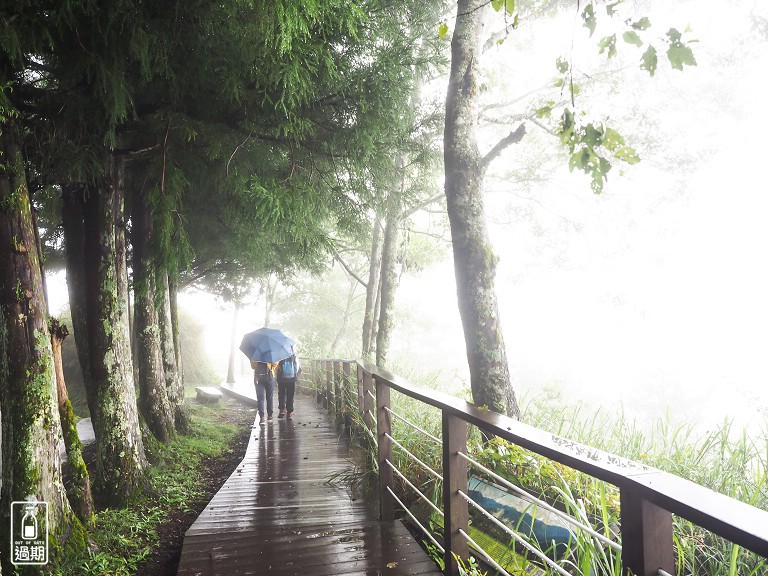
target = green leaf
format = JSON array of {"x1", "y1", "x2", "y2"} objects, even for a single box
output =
[
  {"x1": 606, "y1": 1, "x2": 623, "y2": 16},
  {"x1": 504, "y1": 0, "x2": 515, "y2": 16},
  {"x1": 667, "y1": 44, "x2": 697, "y2": 70},
  {"x1": 438, "y1": 22, "x2": 448, "y2": 38},
  {"x1": 599, "y1": 156, "x2": 612, "y2": 175},
  {"x1": 667, "y1": 27, "x2": 683, "y2": 43},
  {"x1": 584, "y1": 123, "x2": 603, "y2": 147},
  {"x1": 496, "y1": 38, "x2": 504, "y2": 45},
  {"x1": 491, "y1": 0, "x2": 504, "y2": 12},
  {"x1": 640, "y1": 44, "x2": 658, "y2": 76},
  {"x1": 560, "y1": 109, "x2": 575, "y2": 146},
  {"x1": 603, "y1": 127, "x2": 625, "y2": 151},
  {"x1": 614, "y1": 146, "x2": 641, "y2": 164},
  {"x1": 598, "y1": 34, "x2": 617, "y2": 58},
  {"x1": 631, "y1": 16, "x2": 652, "y2": 30},
  {"x1": 556, "y1": 57, "x2": 569, "y2": 74},
  {"x1": 582, "y1": 4, "x2": 597, "y2": 37},
  {"x1": 622, "y1": 30, "x2": 643, "y2": 47},
  {"x1": 569, "y1": 149, "x2": 589, "y2": 172},
  {"x1": 535, "y1": 105, "x2": 552, "y2": 119}
]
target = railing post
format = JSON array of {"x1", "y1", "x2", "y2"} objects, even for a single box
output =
[
  {"x1": 443, "y1": 412, "x2": 468, "y2": 576},
  {"x1": 334, "y1": 360, "x2": 342, "y2": 420},
  {"x1": 356, "y1": 363, "x2": 364, "y2": 415},
  {"x1": 316, "y1": 359, "x2": 323, "y2": 404},
  {"x1": 620, "y1": 489, "x2": 674, "y2": 576},
  {"x1": 376, "y1": 376, "x2": 394, "y2": 521},
  {"x1": 362, "y1": 369, "x2": 374, "y2": 432},
  {"x1": 342, "y1": 361, "x2": 352, "y2": 427},
  {"x1": 322, "y1": 360, "x2": 331, "y2": 409}
]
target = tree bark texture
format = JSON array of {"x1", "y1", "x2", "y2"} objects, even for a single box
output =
[
  {"x1": 61, "y1": 154, "x2": 148, "y2": 505},
  {"x1": 362, "y1": 219, "x2": 383, "y2": 360},
  {"x1": 0, "y1": 124, "x2": 80, "y2": 569},
  {"x1": 163, "y1": 272, "x2": 189, "y2": 433},
  {"x1": 444, "y1": 0, "x2": 520, "y2": 418},
  {"x1": 375, "y1": 197, "x2": 401, "y2": 368},
  {"x1": 51, "y1": 319, "x2": 94, "y2": 525},
  {"x1": 132, "y1": 190, "x2": 175, "y2": 443}
]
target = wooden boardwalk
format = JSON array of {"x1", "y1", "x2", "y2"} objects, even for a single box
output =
[{"x1": 176, "y1": 386, "x2": 442, "y2": 576}]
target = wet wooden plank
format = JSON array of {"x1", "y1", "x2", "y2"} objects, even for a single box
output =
[{"x1": 177, "y1": 391, "x2": 442, "y2": 576}]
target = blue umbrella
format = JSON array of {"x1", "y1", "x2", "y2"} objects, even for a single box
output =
[{"x1": 239, "y1": 327, "x2": 294, "y2": 364}]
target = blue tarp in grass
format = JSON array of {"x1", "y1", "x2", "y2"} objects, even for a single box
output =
[{"x1": 467, "y1": 476, "x2": 574, "y2": 557}]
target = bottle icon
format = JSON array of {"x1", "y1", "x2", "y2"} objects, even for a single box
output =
[{"x1": 21, "y1": 504, "x2": 38, "y2": 540}]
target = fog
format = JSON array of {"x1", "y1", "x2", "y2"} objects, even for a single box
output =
[
  {"x1": 47, "y1": 0, "x2": 768, "y2": 439},
  {"x1": 397, "y1": 0, "x2": 768, "y2": 436}
]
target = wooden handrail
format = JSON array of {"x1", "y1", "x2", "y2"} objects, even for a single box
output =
[{"x1": 305, "y1": 359, "x2": 768, "y2": 575}]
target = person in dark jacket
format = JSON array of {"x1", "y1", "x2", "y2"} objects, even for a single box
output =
[
  {"x1": 276, "y1": 353, "x2": 301, "y2": 419},
  {"x1": 252, "y1": 360, "x2": 277, "y2": 425}
]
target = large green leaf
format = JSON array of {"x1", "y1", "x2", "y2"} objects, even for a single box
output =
[
  {"x1": 622, "y1": 30, "x2": 643, "y2": 47},
  {"x1": 667, "y1": 44, "x2": 697, "y2": 70},
  {"x1": 582, "y1": 4, "x2": 597, "y2": 37},
  {"x1": 631, "y1": 17, "x2": 652, "y2": 31},
  {"x1": 640, "y1": 44, "x2": 658, "y2": 76},
  {"x1": 598, "y1": 34, "x2": 617, "y2": 58},
  {"x1": 665, "y1": 27, "x2": 697, "y2": 70}
]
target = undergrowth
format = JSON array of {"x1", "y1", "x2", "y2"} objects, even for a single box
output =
[
  {"x1": 309, "y1": 365, "x2": 768, "y2": 576},
  {"x1": 48, "y1": 400, "x2": 245, "y2": 576}
]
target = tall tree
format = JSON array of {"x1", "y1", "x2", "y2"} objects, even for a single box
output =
[
  {"x1": 61, "y1": 167, "x2": 148, "y2": 505},
  {"x1": 50, "y1": 319, "x2": 94, "y2": 525},
  {"x1": 444, "y1": 0, "x2": 521, "y2": 417},
  {"x1": 361, "y1": 220, "x2": 383, "y2": 359},
  {"x1": 0, "y1": 117, "x2": 84, "y2": 573},
  {"x1": 131, "y1": 181, "x2": 175, "y2": 443},
  {"x1": 442, "y1": 0, "x2": 696, "y2": 417}
]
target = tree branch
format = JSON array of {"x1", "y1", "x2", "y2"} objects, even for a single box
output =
[
  {"x1": 331, "y1": 246, "x2": 368, "y2": 288},
  {"x1": 481, "y1": 123, "x2": 526, "y2": 172},
  {"x1": 400, "y1": 192, "x2": 446, "y2": 219}
]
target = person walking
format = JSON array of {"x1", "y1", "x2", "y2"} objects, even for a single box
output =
[
  {"x1": 253, "y1": 360, "x2": 277, "y2": 425},
  {"x1": 276, "y1": 352, "x2": 301, "y2": 419}
]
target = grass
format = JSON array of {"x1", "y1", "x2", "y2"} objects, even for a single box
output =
[
  {"x1": 308, "y1": 363, "x2": 768, "y2": 575},
  {"x1": 49, "y1": 399, "x2": 247, "y2": 576}
]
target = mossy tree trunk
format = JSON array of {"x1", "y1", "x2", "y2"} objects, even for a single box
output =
[
  {"x1": 0, "y1": 122, "x2": 83, "y2": 573},
  {"x1": 161, "y1": 272, "x2": 189, "y2": 433},
  {"x1": 362, "y1": 219, "x2": 383, "y2": 360},
  {"x1": 61, "y1": 154, "x2": 148, "y2": 506},
  {"x1": 375, "y1": 196, "x2": 401, "y2": 368},
  {"x1": 444, "y1": 0, "x2": 520, "y2": 418},
  {"x1": 51, "y1": 319, "x2": 94, "y2": 526},
  {"x1": 132, "y1": 189, "x2": 175, "y2": 443}
]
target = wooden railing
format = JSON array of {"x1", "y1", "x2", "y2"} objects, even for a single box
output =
[{"x1": 300, "y1": 358, "x2": 768, "y2": 576}]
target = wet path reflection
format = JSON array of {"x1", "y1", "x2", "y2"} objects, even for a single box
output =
[{"x1": 177, "y1": 392, "x2": 442, "y2": 575}]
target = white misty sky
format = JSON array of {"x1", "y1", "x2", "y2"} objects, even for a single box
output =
[
  {"x1": 46, "y1": 0, "x2": 768, "y2": 436},
  {"x1": 395, "y1": 0, "x2": 768, "y2": 435}
]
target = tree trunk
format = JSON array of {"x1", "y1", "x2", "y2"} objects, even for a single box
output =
[
  {"x1": 51, "y1": 319, "x2": 95, "y2": 526},
  {"x1": 226, "y1": 300, "x2": 240, "y2": 383},
  {"x1": 375, "y1": 197, "x2": 401, "y2": 368},
  {"x1": 444, "y1": 0, "x2": 520, "y2": 418},
  {"x1": 163, "y1": 272, "x2": 189, "y2": 433},
  {"x1": 362, "y1": 219, "x2": 383, "y2": 360},
  {"x1": 0, "y1": 123, "x2": 83, "y2": 572},
  {"x1": 132, "y1": 190, "x2": 175, "y2": 443},
  {"x1": 61, "y1": 154, "x2": 148, "y2": 506}
]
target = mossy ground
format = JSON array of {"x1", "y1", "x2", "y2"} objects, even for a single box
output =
[{"x1": 52, "y1": 394, "x2": 255, "y2": 576}]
